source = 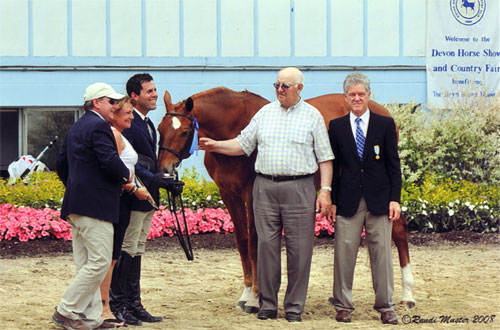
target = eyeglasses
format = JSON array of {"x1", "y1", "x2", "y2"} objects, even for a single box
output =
[{"x1": 273, "y1": 82, "x2": 298, "y2": 91}]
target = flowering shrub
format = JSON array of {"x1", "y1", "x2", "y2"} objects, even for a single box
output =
[
  {"x1": 402, "y1": 176, "x2": 499, "y2": 233},
  {"x1": 387, "y1": 96, "x2": 500, "y2": 185},
  {"x1": 0, "y1": 203, "x2": 71, "y2": 241},
  {"x1": 0, "y1": 172, "x2": 64, "y2": 209},
  {"x1": 0, "y1": 203, "x2": 336, "y2": 242},
  {"x1": 160, "y1": 167, "x2": 224, "y2": 209},
  {"x1": 148, "y1": 206, "x2": 234, "y2": 239}
]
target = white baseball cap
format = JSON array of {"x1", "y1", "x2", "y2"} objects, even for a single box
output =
[{"x1": 84, "y1": 83, "x2": 125, "y2": 101}]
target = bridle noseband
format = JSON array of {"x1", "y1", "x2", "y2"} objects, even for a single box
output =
[{"x1": 159, "y1": 112, "x2": 197, "y2": 161}]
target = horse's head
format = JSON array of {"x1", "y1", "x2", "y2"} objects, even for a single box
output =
[{"x1": 158, "y1": 90, "x2": 197, "y2": 174}]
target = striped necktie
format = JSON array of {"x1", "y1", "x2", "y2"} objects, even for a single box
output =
[{"x1": 355, "y1": 117, "x2": 365, "y2": 159}]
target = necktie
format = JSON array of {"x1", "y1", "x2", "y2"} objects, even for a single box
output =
[
  {"x1": 355, "y1": 117, "x2": 365, "y2": 159},
  {"x1": 145, "y1": 117, "x2": 153, "y2": 139}
]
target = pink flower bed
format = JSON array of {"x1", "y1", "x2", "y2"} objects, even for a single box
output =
[
  {"x1": 0, "y1": 203, "x2": 72, "y2": 242},
  {"x1": 0, "y1": 203, "x2": 335, "y2": 242}
]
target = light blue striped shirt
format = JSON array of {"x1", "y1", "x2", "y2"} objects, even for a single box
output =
[{"x1": 236, "y1": 99, "x2": 334, "y2": 176}]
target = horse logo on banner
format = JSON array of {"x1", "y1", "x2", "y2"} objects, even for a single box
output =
[{"x1": 450, "y1": 0, "x2": 486, "y2": 26}]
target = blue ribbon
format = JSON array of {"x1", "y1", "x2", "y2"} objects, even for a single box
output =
[{"x1": 189, "y1": 118, "x2": 199, "y2": 155}]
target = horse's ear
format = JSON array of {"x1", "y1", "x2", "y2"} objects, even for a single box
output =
[
  {"x1": 186, "y1": 97, "x2": 194, "y2": 113},
  {"x1": 164, "y1": 90, "x2": 173, "y2": 111}
]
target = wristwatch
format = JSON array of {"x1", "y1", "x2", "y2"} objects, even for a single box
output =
[{"x1": 320, "y1": 186, "x2": 332, "y2": 191}]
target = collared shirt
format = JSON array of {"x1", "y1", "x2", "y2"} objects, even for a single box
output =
[
  {"x1": 236, "y1": 99, "x2": 334, "y2": 176},
  {"x1": 89, "y1": 110, "x2": 105, "y2": 121},
  {"x1": 350, "y1": 110, "x2": 370, "y2": 139},
  {"x1": 134, "y1": 108, "x2": 154, "y2": 138}
]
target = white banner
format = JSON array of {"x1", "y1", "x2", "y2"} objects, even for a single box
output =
[{"x1": 426, "y1": 0, "x2": 500, "y2": 107}]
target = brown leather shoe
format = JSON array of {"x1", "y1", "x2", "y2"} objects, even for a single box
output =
[
  {"x1": 335, "y1": 309, "x2": 352, "y2": 322},
  {"x1": 52, "y1": 311, "x2": 89, "y2": 330},
  {"x1": 381, "y1": 311, "x2": 398, "y2": 324}
]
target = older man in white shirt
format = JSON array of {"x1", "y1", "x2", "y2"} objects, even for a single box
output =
[{"x1": 200, "y1": 67, "x2": 333, "y2": 323}]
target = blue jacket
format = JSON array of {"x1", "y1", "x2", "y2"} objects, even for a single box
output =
[{"x1": 57, "y1": 111, "x2": 130, "y2": 223}]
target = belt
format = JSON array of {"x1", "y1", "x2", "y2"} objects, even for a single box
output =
[{"x1": 258, "y1": 173, "x2": 315, "y2": 182}]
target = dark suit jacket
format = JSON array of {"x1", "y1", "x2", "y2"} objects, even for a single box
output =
[
  {"x1": 122, "y1": 112, "x2": 159, "y2": 212},
  {"x1": 328, "y1": 111, "x2": 402, "y2": 217},
  {"x1": 56, "y1": 111, "x2": 130, "y2": 223}
]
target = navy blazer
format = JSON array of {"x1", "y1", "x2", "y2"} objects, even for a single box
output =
[
  {"x1": 328, "y1": 111, "x2": 402, "y2": 217},
  {"x1": 56, "y1": 111, "x2": 130, "y2": 223},
  {"x1": 122, "y1": 112, "x2": 159, "y2": 212}
]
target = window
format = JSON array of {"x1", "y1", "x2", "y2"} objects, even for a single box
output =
[{"x1": 0, "y1": 107, "x2": 81, "y2": 178}]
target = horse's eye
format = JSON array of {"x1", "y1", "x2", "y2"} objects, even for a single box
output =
[{"x1": 181, "y1": 131, "x2": 188, "y2": 137}]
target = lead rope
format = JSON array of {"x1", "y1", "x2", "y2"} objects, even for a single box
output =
[{"x1": 165, "y1": 172, "x2": 194, "y2": 261}]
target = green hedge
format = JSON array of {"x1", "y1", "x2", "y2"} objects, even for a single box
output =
[
  {"x1": 402, "y1": 175, "x2": 499, "y2": 233},
  {"x1": 0, "y1": 172, "x2": 64, "y2": 209}
]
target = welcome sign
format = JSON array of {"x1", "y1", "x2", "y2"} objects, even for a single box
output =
[{"x1": 426, "y1": 0, "x2": 499, "y2": 107}]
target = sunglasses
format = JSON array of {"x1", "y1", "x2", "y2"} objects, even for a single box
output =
[
  {"x1": 273, "y1": 82, "x2": 297, "y2": 91},
  {"x1": 99, "y1": 97, "x2": 116, "y2": 105}
]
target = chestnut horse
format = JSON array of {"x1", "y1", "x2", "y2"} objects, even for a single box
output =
[{"x1": 158, "y1": 87, "x2": 416, "y2": 312}]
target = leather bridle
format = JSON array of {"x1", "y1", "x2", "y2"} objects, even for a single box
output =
[{"x1": 159, "y1": 112, "x2": 197, "y2": 161}]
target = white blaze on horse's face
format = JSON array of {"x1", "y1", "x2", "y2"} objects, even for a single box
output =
[{"x1": 172, "y1": 117, "x2": 181, "y2": 130}]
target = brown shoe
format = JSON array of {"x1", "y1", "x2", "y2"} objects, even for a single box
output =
[
  {"x1": 52, "y1": 311, "x2": 89, "y2": 330},
  {"x1": 335, "y1": 310, "x2": 351, "y2": 322},
  {"x1": 381, "y1": 311, "x2": 398, "y2": 324}
]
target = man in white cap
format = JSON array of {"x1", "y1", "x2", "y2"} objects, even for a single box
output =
[{"x1": 53, "y1": 82, "x2": 132, "y2": 330}]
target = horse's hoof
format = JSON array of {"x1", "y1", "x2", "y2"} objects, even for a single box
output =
[
  {"x1": 401, "y1": 300, "x2": 416, "y2": 309},
  {"x1": 243, "y1": 305, "x2": 259, "y2": 314},
  {"x1": 236, "y1": 301, "x2": 246, "y2": 310}
]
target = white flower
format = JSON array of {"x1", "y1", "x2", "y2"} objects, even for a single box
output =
[
  {"x1": 191, "y1": 202, "x2": 197, "y2": 206},
  {"x1": 484, "y1": 205, "x2": 489, "y2": 210},
  {"x1": 448, "y1": 209, "x2": 454, "y2": 216},
  {"x1": 402, "y1": 206, "x2": 408, "y2": 212},
  {"x1": 422, "y1": 204, "x2": 426, "y2": 209},
  {"x1": 426, "y1": 222, "x2": 433, "y2": 228},
  {"x1": 465, "y1": 201, "x2": 470, "y2": 207},
  {"x1": 468, "y1": 204, "x2": 475, "y2": 210},
  {"x1": 448, "y1": 202, "x2": 453, "y2": 207},
  {"x1": 206, "y1": 195, "x2": 212, "y2": 201},
  {"x1": 422, "y1": 210, "x2": 428, "y2": 216},
  {"x1": 455, "y1": 199, "x2": 460, "y2": 204}
]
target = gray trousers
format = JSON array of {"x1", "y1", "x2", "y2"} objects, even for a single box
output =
[
  {"x1": 122, "y1": 210, "x2": 155, "y2": 257},
  {"x1": 57, "y1": 214, "x2": 113, "y2": 329},
  {"x1": 332, "y1": 197, "x2": 395, "y2": 313},
  {"x1": 253, "y1": 175, "x2": 316, "y2": 314}
]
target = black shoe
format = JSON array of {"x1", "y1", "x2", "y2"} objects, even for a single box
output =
[
  {"x1": 114, "y1": 306, "x2": 143, "y2": 326},
  {"x1": 285, "y1": 312, "x2": 302, "y2": 322},
  {"x1": 257, "y1": 310, "x2": 277, "y2": 320},
  {"x1": 133, "y1": 305, "x2": 163, "y2": 323}
]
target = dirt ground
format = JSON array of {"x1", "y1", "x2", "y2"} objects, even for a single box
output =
[{"x1": 1, "y1": 232, "x2": 499, "y2": 330}]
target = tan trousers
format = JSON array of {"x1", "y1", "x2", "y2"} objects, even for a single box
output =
[
  {"x1": 332, "y1": 198, "x2": 395, "y2": 313},
  {"x1": 122, "y1": 210, "x2": 155, "y2": 257},
  {"x1": 57, "y1": 214, "x2": 113, "y2": 329}
]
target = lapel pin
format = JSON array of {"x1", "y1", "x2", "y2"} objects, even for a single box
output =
[{"x1": 374, "y1": 145, "x2": 380, "y2": 159}]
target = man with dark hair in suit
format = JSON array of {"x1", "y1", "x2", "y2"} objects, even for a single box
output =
[
  {"x1": 328, "y1": 72, "x2": 401, "y2": 325},
  {"x1": 110, "y1": 73, "x2": 169, "y2": 325},
  {"x1": 53, "y1": 82, "x2": 131, "y2": 330}
]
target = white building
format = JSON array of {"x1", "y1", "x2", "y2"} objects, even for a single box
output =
[{"x1": 0, "y1": 0, "x2": 426, "y2": 177}]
